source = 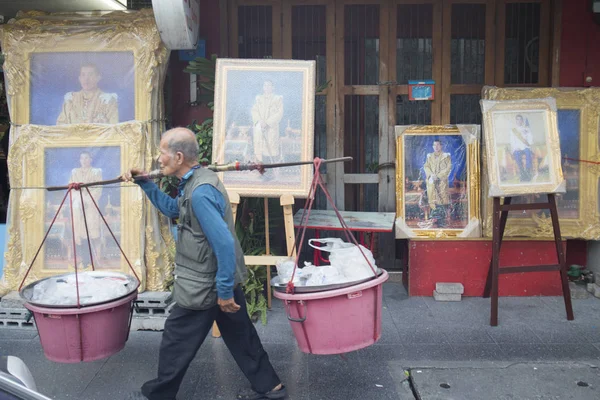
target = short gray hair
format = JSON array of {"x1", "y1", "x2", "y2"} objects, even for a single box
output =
[{"x1": 167, "y1": 133, "x2": 199, "y2": 162}]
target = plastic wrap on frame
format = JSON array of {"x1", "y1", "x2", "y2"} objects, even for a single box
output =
[
  {"x1": 0, "y1": 123, "x2": 149, "y2": 296},
  {"x1": 480, "y1": 97, "x2": 566, "y2": 198},
  {"x1": 395, "y1": 125, "x2": 481, "y2": 239}
]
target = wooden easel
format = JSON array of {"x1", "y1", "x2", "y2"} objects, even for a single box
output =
[
  {"x1": 483, "y1": 194, "x2": 574, "y2": 326},
  {"x1": 212, "y1": 191, "x2": 297, "y2": 337}
]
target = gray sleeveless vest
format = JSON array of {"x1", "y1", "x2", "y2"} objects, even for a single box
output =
[{"x1": 173, "y1": 167, "x2": 248, "y2": 310}]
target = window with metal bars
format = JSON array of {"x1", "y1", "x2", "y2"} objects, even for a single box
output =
[
  {"x1": 504, "y1": 2, "x2": 541, "y2": 84},
  {"x1": 238, "y1": 6, "x2": 273, "y2": 59},
  {"x1": 395, "y1": 3, "x2": 433, "y2": 126},
  {"x1": 396, "y1": 4, "x2": 433, "y2": 84},
  {"x1": 127, "y1": 0, "x2": 152, "y2": 10},
  {"x1": 451, "y1": 4, "x2": 486, "y2": 85},
  {"x1": 344, "y1": 5, "x2": 380, "y2": 86}
]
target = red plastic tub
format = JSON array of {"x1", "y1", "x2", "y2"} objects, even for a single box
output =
[
  {"x1": 23, "y1": 291, "x2": 137, "y2": 363},
  {"x1": 273, "y1": 269, "x2": 388, "y2": 355}
]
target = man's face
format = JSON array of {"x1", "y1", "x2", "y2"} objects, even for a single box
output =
[
  {"x1": 79, "y1": 66, "x2": 101, "y2": 91},
  {"x1": 80, "y1": 153, "x2": 92, "y2": 168},
  {"x1": 516, "y1": 116, "x2": 524, "y2": 127},
  {"x1": 433, "y1": 141, "x2": 442, "y2": 153},
  {"x1": 263, "y1": 81, "x2": 273, "y2": 95},
  {"x1": 158, "y1": 139, "x2": 179, "y2": 177}
]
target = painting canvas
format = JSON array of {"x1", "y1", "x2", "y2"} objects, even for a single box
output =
[
  {"x1": 44, "y1": 146, "x2": 122, "y2": 270},
  {"x1": 395, "y1": 125, "x2": 481, "y2": 238},
  {"x1": 30, "y1": 52, "x2": 135, "y2": 125},
  {"x1": 213, "y1": 58, "x2": 315, "y2": 197},
  {"x1": 481, "y1": 98, "x2": 565, "y2": 197}
]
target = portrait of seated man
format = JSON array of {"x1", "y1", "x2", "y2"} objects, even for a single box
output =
[{"x1": 57, "y1": 63, "x2": 119, "y2": 125}]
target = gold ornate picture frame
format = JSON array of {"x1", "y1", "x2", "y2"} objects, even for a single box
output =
[
  {"x1": 395, "y1": 125, "x2": 481, "y2": 238},
  {"x1": 4, "y1": 123, "x2": 146, "y2": 288},
  {"x1": 481, "y1": 87, "x2": 600, "y2": 239},
  {"x1": 481, "y1": 97, "x2": 565, "y2": 197},
  {"x1": 212, "y1": 58, "x2": 315, "y2": 198},
  {"x1": 0, "y1": 10, "x2": 166, "y2": 127}
]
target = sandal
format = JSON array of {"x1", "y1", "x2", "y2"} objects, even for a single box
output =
[{"x1": 236, "y1": 385, "x2": 287, "y2": 399}]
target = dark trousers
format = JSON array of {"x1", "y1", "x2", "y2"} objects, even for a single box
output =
[{"x1": 141, "y1": 286, "x2": 280, "y2": 400}]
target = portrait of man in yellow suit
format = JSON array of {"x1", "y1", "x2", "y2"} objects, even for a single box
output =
[
  {"x1": 57, "y1": 63, "x2": 119, "y2": 125},
  {"x1": 251, "y1": 80, "x2": 284, "y2": 163}
]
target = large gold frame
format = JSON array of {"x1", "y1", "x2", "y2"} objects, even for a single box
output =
[
  {"x1": 4, "y1": 123, "x2": 147, "y2": 289},
  {"x1": 0, "y1": 11, "x2": 173, "y2": 293},
  {"x1": 213, "y1": 58, "x2": 315, "y2": 198},
  {"x1": 395, "y1": 125, "x2": 481, "y2": 238},
  {"x1": 481, "y1": 87, "x2": 600, "y2": 239},
  {"x1": 0, "y1": 10, "x2": 166, "y2": 126}
]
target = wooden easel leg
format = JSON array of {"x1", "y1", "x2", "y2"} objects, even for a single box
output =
[
  {"x1": 490, "y1": 197, "x2": 505, "y2": 326},
  {"x1": 484, "y1": 197, "x2": 511, "y2": 298},
  {"x1": 548, "y1": 194, "x2": 574, "y2": 321}
]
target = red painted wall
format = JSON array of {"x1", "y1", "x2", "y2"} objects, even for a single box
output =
[
  {"x1": 408, "y1": 240, "x2": 565, "y2": 297},
  {"x1": 169, "y1": 0, "x2": 221, "y2": 128},
  {"x1": 560, "y1": 0, "x2": 600, "y2": 86}
]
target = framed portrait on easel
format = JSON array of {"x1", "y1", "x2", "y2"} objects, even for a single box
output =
[
  {"x1": 212, "y1": 58, "x2": 315, "y2": 198},
  {"x1": 480, "y1": 97, "x2": 566, "y2": 198}
]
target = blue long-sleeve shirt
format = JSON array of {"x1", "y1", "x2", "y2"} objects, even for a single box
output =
[{"x1": 137, "y1": 170, "x2": 236, "y2": 300}]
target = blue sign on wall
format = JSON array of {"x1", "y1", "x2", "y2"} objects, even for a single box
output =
[
  {"x1": 178, "y1": 39, "x2": 206, "y2": 61},
  {"x1": 408, "y1": 80, "x2": 435, "y2": 101}
]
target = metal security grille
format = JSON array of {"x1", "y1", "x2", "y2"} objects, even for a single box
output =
[
  {"x1": 450, "y1": 4, "x2": 486, "y2": 85},
  {"x1": 395, "y1": 3, "x2": 434, "y2": 126},
  {"x1": 292, "y1": 5, "x2": 327, "y2": 86},
  {"x1": 127, "y1": 0, "x2": 152, "y2": 9},
  {"x1": 450, "y1": 94, "x2": 481, "y2": 125},
  {"x1": 344, "y1": 5, "x2": 380, "y2": 86},
  {"x1": 396, "y1": 4, "x2": 433, "y2": 84},
  {"x1": 238, "y1": 6, "x2": 273, "y2": 59},
  {"x1": 344, "y1": 95, "x2": 379, "y2": 211},
  {"x1": 396, "y1": 95, "x2": 432, "y2": 125},
  {"x1": 504, "y1": 2, "x2": 541, "y2": 84}
]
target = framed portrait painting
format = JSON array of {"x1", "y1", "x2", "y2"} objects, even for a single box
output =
[
  {"x1": 0, "y1": 11, "x2": 167, "y2": 126},
  {"x1": 480, "y1": 97, "x2": 566, "y2": 198},
  {"x1": 212, "y1": 58, "x2": 315, "y2": 198},
  {"x1": 395, "y1": 125, "x2": 481, "y2": 238},
  {"x1": 5, "y1": 123, "x2": 146, "y2": 287},
  {"x1": 30, "y1": 51, "x2": 135, "y2": 125},
  {"x1": 481, "y1": 87, "x2": 600, "y2": 239}
]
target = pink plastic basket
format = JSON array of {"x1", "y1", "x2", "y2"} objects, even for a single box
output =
[
  {"x1": 273, "y1": 269, "x2": 388, "y2": 355},
  {"x1": 23, "y1": 291, "x2": 137, "y2": 363}
]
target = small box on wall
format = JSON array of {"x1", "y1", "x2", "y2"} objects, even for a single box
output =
[{"x1": 408, "y1": 80, "x2": 435, "y2": 101}]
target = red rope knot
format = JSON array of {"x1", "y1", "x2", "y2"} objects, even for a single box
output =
[
  {"x1": 286, "y1": 281, "x2": 295, "y2": 294},
  {"x1": 313, "y1": 157, "x2": 323, "y2": 172},
  {"x1": 68, "y1": 182, "x2": 82, "y2": 191}
]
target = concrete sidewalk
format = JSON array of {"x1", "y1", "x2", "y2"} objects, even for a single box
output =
[{"x1": 2, "y1": 282, "x2": 600, "y2": 399}]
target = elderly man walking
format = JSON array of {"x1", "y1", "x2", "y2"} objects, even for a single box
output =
[{"x1": 125, "y1": 127, "x2": 286, "y2": 400}]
